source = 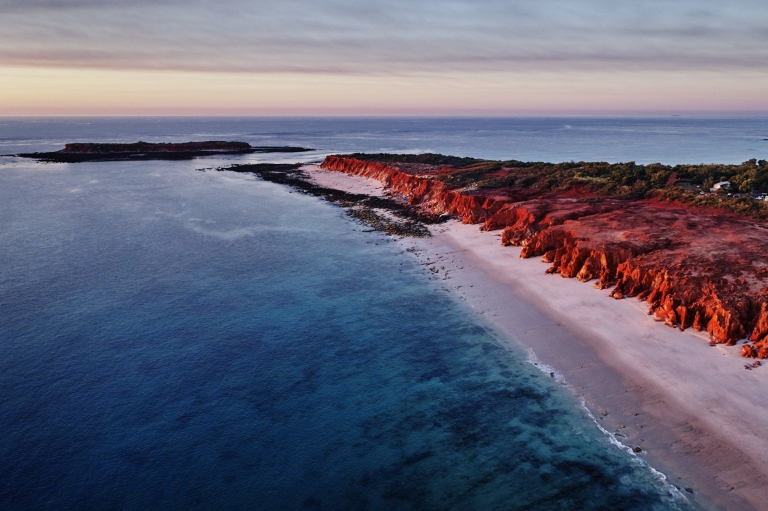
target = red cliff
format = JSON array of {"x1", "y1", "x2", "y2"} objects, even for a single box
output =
[
  {"x1": 321, "y1": 155, "x2": 768, "y2": 357},
  {"x1": 322, "y1": 156, "x2": 506, "y2": 223}
]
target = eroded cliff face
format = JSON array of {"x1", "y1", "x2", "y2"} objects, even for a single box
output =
[
  {"x1": 321, "y1": 156, "x2": 768, "y2": 357},
  {"x1": 322, "y1": 156, "x2": 506, "y2": 223}
]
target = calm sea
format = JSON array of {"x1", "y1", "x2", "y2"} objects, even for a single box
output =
[{"x1": 4, "y1": 116, "x2": 763, "y2": 510}]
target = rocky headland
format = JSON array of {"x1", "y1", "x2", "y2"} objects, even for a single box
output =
[
  {"x1": 321, "y1": 154, "x2": 768, "y2": 360},
  {"x1": 16, "y1": 141, "x2": 312, "y2": 162}
]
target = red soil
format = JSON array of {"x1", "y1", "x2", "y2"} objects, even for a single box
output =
[{"x1": 322, "y1": 155, "x2": 768, "y2": 358}]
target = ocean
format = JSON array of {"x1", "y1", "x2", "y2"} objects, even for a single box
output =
[{"x1": 3, "y1": 116, "x2": 765, "y2": 510}]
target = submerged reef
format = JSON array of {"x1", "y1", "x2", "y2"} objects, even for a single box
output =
[
  {"x1": 219, "y1": 163, "x2": 445, "y2": 237},
  {"x1": 322, "y1": 154, "x2": 768, "y2": 359}
]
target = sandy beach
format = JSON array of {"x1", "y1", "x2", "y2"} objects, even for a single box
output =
[
  {"x1": 305, "y1": 165, "x2": 768, "y2": 511},
  {"x1": 307, "y1": 166, "x2": 386, "y2": 197}
]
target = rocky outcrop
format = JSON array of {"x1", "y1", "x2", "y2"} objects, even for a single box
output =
[
  {"x1": 321, "y1": 155, "x2": 768, "y2": 358},
  {"x1": 322, "y1": 156, "x2": 505, "y2": 224}
]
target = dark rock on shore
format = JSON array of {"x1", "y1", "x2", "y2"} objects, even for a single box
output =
[{"x1": 219, "y1": 163, "x2": 442, "y2": 238}]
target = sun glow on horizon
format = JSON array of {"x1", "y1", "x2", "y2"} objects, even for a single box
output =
[
  {"x1": 3, "y1": 66, "x2": 768, "y2": 117},
  {"x1": 3, "y1": 1, "x2": 768, "y2": 115}
]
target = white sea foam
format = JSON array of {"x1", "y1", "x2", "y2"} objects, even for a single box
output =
[{"x1": 524, "y1": 347, "x2": 688, "y2": 502}]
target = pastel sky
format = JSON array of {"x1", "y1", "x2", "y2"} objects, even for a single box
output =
[{"x1": 1, "y1": 0, "x2": 768, "y2": 115}]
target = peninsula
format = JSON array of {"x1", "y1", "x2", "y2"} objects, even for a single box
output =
[
  {"x1": 218, "y1": 153, "x2": 768, "y2": 509},
  {"x1": 321, "y1": 154, "x2": 768, "y2": 360},
  {"x1": 15, "y1": 141, "x2": 312, "y2": 162}
]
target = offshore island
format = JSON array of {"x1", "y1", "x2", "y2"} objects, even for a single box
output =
[
  {"x1": 15, "y1": 141, "x2": 312, "y2": 162},
  {"x1": 223, "y1": 152, "x2": 768, "y2": 510}
]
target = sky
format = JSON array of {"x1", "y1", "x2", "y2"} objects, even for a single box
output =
[{"x1": 1, "y1": 0, "x2": 768, "y2": 115}]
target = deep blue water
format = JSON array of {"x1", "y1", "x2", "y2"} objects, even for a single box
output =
[{"x1": 0, "y1": 116, "x2": 750, "y2": 510}]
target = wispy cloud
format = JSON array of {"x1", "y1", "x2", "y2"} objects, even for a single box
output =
[{"x1": 1, "y1": 0, "x2": 767, "y2": 74}]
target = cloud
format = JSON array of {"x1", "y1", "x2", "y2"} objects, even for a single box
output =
[
  {"x1": 0, "y1": 0, "x2": 179, "y2": 10},
  {"x1": 0, "y1": 0, "x2": 767, "y2": 74}
]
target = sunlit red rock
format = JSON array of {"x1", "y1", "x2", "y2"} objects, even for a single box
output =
[{"x1": 321, "y1": 155, "x2": 768, "y2": 358}]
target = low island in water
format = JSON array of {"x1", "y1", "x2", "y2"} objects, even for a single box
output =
[
  {"x1": 317, "y1": 153, "x2": 768, "y2": 361},
  {"x1": 15, "y1": 141, "x2": 312, "y2": 162}
]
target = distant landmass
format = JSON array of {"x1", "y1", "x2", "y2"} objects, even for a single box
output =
[{"x1": 15, "y1": 141, "x2": 312, "y2": 162}]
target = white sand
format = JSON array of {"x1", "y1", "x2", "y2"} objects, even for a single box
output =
[
  {"x1": 308, "y1": 166, "x2": 768, "y2": 510},
  {"x1": 304, "y1": 165, "x2": 386, "y2": 197},
  {"x1": 402, "y1": 221, "x2": 768, "y2": 510}
]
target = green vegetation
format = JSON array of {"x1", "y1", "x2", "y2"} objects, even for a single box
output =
[
  {"x1": 655, "y1": 187, "x2": 768, "y2": 219},
  {"x1": 354, "y1": 153, "x2": 768, "y2": 220}
]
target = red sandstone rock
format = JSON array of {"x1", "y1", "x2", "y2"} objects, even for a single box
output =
[
  {"x1": 321, "y1": 155, "x2": 768, "y2": 359},
  {"x1": 741, "y1": 345, "x2": 757, "y2": 358}
]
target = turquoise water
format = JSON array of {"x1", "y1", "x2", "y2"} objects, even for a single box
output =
[{"x1": 0, "y1": 117, "x2": 736, "y2": 509}]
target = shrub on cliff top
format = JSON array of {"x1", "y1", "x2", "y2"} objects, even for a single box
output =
[{"x1": 350, "y1": 153, "x2": 768, "y2": 220}]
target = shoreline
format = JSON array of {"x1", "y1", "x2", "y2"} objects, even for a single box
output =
[
  {"x1": 306, "y1": 165, "x2": 768, "y2": 511},
  {"x1": 404, "y1": 222, "x2": 768, "y2": 511}
]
